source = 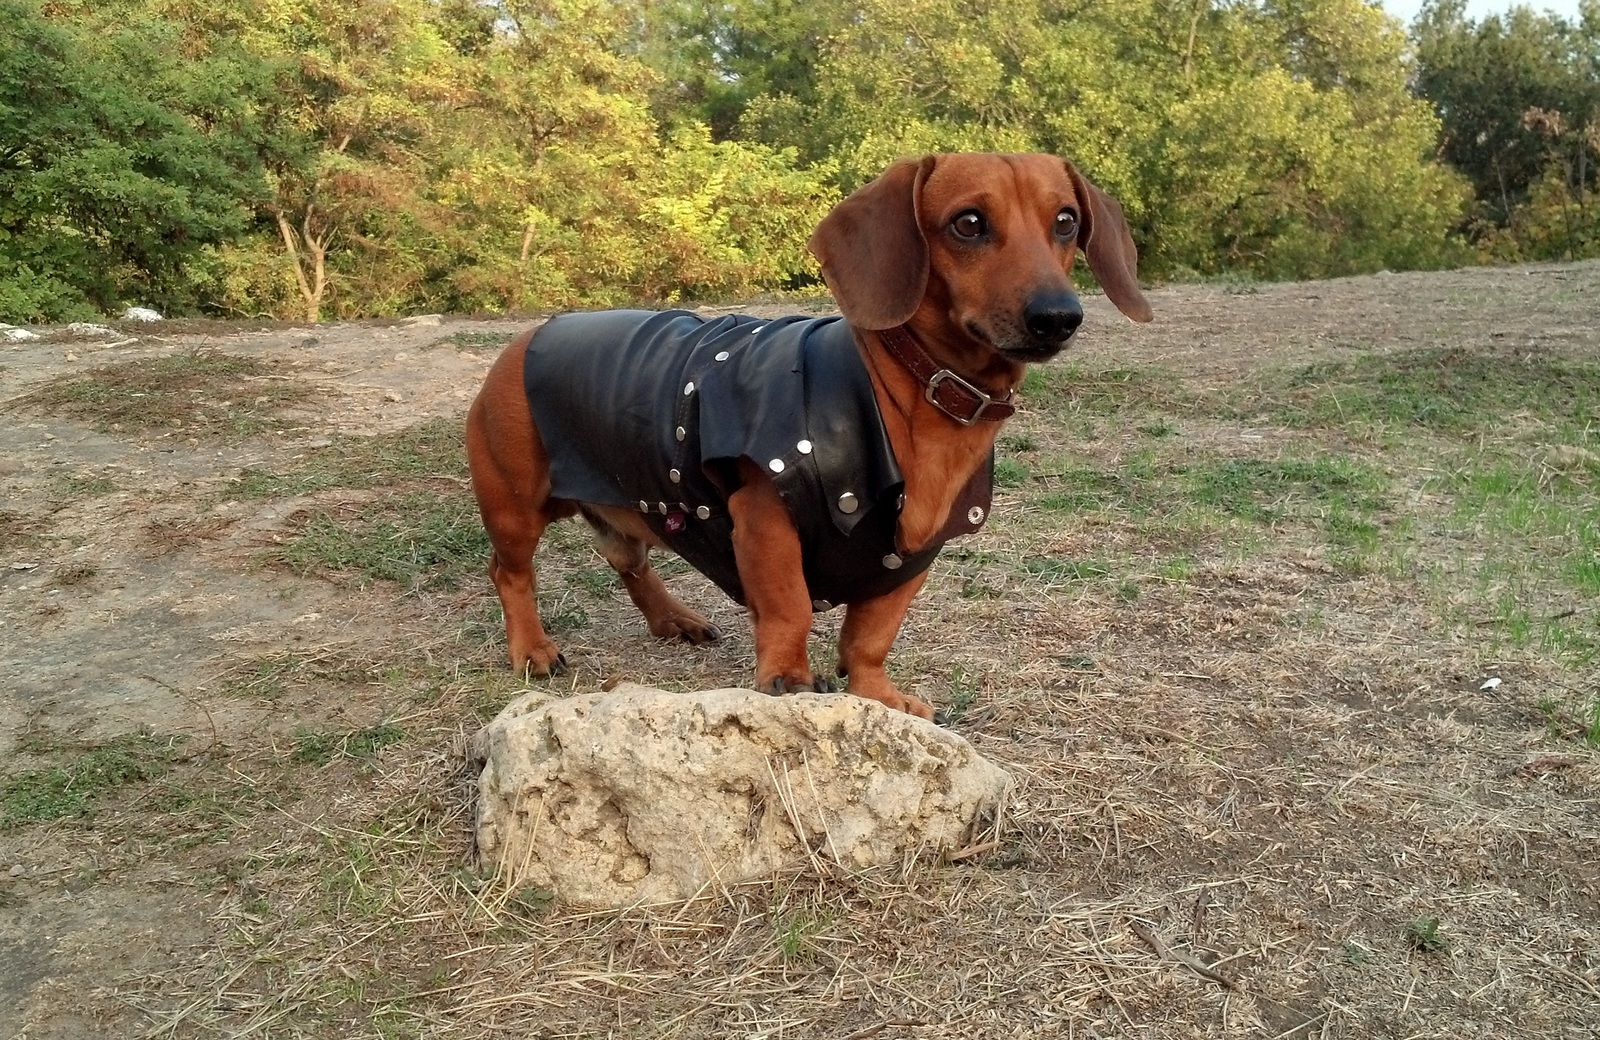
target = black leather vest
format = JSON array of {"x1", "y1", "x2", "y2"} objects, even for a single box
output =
[{"x1": 522, "y1": 310, "x2": 990, "y2": 608}]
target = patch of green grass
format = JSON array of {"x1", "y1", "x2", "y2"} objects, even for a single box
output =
[
  {"x1": 292, "y1": 723, "x2": 407, "y2": 766},
  {"x1": 1023, "y1": 363, "x2": 1185, "y2": 416},
  {"x1": 994, "y1": 457, "x2": 1030, "y2": 488},
  {"x1": 773, "y1": 906, "x2": 833, "y2": 963},
  {"x1": 220, "y1": 653, "x2": 384, "y2": 701},
  {"x1": 57, "y1": 474, "x2": 118, "y2": 497},
  {"x1": 276, "y1": 491, "x2": 489, "y2": 591},
  {"x1": 228, "y1": 417, "x2": 468, "y2": 501},
  {"x1": 1181, "y1": 457, "x2": 1386, "y2": 548},
  {"x1": 943, "y1": 666, "x2": 981, "y2": 724},
  {"x1": 1138, "y1": 419, "x2": 1178, "y2": 438},
  {"x1": 433, "y1": 331, "x2": 510, "y2": 352},
  {"x1": 1020, "y1": 557, "x2": 1112, "y2": 583},
  {"x1": 1537, "y1": 691, "x2": 1600, "y2": 746},
  {"x1": 19, "y1": 351, "x2": 315, "y2": 438},
  {"x1": 1270, "y1": 348, "x2": 1600, "y2": 437},
  {"x1": 1443, "y1": 460, "x2": 1600, "y2": 661},
  {"x1": 1038, "y1": 464, "x2": 1149, "y2": 514},
  {"x1": 1, "y1": 733, "x2": 182, "y2": 828},
  {"x1": 1156, "y1": 556, "x2": 1197, "y2": 583},
  {"x1": 998, "y1": 433, "x2": 1037, "y2": 453},
  {"x1": 1405, "y1": 916, "x2": 1448, "y2": 955}
]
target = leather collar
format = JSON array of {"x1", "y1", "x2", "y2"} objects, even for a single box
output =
[{"x1": 877, "y1": 326, "x2": 1016, "y2": 426}]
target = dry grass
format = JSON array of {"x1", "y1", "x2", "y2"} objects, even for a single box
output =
[{"x1": 4, "y1": 263, "x2": 1599, "y2": 1038}]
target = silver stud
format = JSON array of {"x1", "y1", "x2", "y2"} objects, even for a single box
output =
[
  {"x1": 769, "y1": 458, "x2": 785, "y2": 474},
  {"x1": 683, "y1": 381, "x2": 695, "y2": 395},
  {"x1": 882, "y1": 553, "x2": 903, "y2": 569},
  {"x1": 797, "y1": 439, "x2": 812, "y2": 454},
  {"x1": 837, "y1": 492, "x2": 858, "y2": 514},
  {"x1": 696, "y1": 505, "x2": 711, "y2": 520},
  {"x1": 715, "y1": 350, "x2": 730, "y2": 362},
  {"x1": 897, "y1": 493, "x2": 906, "y2": 509},
  {"x1": 639, "y1": 500, "x2": 650, "y2": 512},
  {"x1": 669, "y1": 468, "x2": 681, "y2": 483},
  {"x1": 968, "y1": 505, "x2": 985, "y2": 525},
  {"x1": 657, "y1": 502, "x2": 668, "y2": 514},
  {"x1": 812, "y1": 599, "x2": 833, "y2": 611},
  {"x1": 675, "y1": 425, "x2": 686, "y2": 442}
]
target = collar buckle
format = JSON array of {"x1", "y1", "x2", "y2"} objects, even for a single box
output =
[{"x1": 925, "y1": 369, "x2": 999, "y2": 426}]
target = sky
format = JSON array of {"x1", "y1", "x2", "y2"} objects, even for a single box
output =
[{"x1": 1377, "y1": 0, "x2": 1588, "y2": 27}]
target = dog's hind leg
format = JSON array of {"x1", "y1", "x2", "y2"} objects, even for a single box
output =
[
  {"x1": 466, "y1": 339, "x2": 574, "y2": 677},
  {"x1": 583, "y1": 509, "x2": 722, "y2": 644}
]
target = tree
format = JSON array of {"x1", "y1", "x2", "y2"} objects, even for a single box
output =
[
  {"x1": 0, "y1": 0, "x2": 262, "y2": 321},
  {"x1": 1414, "y1": 0, "x2": 1600, "y2": 229}
]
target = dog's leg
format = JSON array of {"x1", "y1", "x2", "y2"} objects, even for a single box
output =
[
  {"x1": 466, "y1": 340, "x2": 572, "y2": 677},
  {"x1": 836, "y1": 573, "x2": 936, "y2": 720},
  {"x1": 728, "y1": 461, "x2": 826, "y2": 694},
  {"x1": 584, "y1": 510, "x2": 721, "y2": 643}
]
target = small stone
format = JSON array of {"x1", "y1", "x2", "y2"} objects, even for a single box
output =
[
  {"x1": 8, "y1": 864, "x2": 23, "y2": 877},
  {"x1": 122, "y1": 306, "x2": 163, "y2": 322},
  {"x1": 384, "y1": 391, "x2": 402, "y2": 402}
]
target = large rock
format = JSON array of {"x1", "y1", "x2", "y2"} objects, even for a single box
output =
[{"x1": 471, "y1": 684, "x2": 1010, "y2": 906}]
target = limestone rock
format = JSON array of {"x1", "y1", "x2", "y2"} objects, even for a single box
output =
[{"x1": 471, "y1": 684, "x2": 1010, "y2": 907}]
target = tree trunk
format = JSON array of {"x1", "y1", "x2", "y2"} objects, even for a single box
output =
[{"x1": 275, "y1": 206, "x2": 330, "y2": 323}]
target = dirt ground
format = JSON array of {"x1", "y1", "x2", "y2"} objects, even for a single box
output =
[{"x1": 1, "y1": 262, "x2": 1597, "y2": 1038}]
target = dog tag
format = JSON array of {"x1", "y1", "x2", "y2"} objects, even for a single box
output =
[{"x1": 665, "y1": 511, "x2": 687, "y2": 534}]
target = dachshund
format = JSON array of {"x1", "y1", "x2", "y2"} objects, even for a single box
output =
[{"x1": 465, "y1": 153, "x2": 1152, "y2": 720}]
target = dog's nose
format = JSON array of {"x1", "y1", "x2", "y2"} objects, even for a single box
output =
[{"x1": 1024, "y1": 292, "x2": 1084, "y2": 344}]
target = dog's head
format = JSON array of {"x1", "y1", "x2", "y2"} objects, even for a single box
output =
[{"x1": 808, "y1": 153, "x2": 1152, "y2": 363}]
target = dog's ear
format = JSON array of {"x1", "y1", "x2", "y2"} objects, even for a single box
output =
[
  {"x1": 1063, "y1": 160, "x2": 1154, "y2": 324},
  {"x1": 808, "y1": 156, "x2": 934, "y2": 330}
]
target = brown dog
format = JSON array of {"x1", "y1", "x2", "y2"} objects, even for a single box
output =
[{"x1": 466, "y1": 153, "x2": 1152, "y2": 719}]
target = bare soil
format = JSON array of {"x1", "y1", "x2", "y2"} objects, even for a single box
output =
[{"x1": 1, "y1": 264, "x2": 1596, "y2": 1039}]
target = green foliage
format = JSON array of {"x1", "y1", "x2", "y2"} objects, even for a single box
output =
[
  {"x1": 292, "y1": 723, "x2": 406, "y2": 766},
  {"x1": 9, "y1": 0, "x2": 1594, "y2": 318},
  {"x1": 0, "y1": 0, "x2": 265, "y2": 321},
  {"x1": 647, "y1": 0, "x2": 1469, "y2": 279},
  {"x1": 1405, "y1": 915, "x2": 1449, "y2": 955},
  {"x1": 276, "y1": 491, "x2": 490, "y2": 591},
  {"x1": 1274, "y1": 349, "x2": 1600, "y2": 434},
  {"x1": 2, "y1": 733, "x2": 180, "y2": 828},
  {"x1": 1413, "y1": 0, "x2": 1600, "y2": 260}
]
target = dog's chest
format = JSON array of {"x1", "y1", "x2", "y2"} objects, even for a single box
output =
[{"x1": 523, "y1": 310, "x2": 990, "y2": 607}]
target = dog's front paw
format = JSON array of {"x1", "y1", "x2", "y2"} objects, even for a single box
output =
[
  {"x1": 843, "y1": 677, "x2": 936, "y2": 721},
  {"x1": 511, "y1": 643, "x2": 568, "y2": 679},
  {"x1": 649, "y1": 613, "x2": 722, "y2": 645},
  {"x1": 759, "y1": 672, "x2": 835, "y2": 696}
]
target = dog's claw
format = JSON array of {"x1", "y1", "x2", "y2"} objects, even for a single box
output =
[
  {"x1": 814, "y1": 675, "x2": 838, "y2": 694},
  {"x1": 932, "y1": 708, "x2": 951, "y2": 727}
]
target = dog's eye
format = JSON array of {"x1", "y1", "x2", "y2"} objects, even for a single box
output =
[
  {"x1": 1055, "y1": 208, "x2": 1080, "y2": 240},
  {"x1": 951, "y1": 210, "x2": 987, "y2": 240}
]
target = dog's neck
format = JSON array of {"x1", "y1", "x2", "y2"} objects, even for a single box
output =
[{"x1": 858, "y1": 324, "x2": 1021, "y2": 553}]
